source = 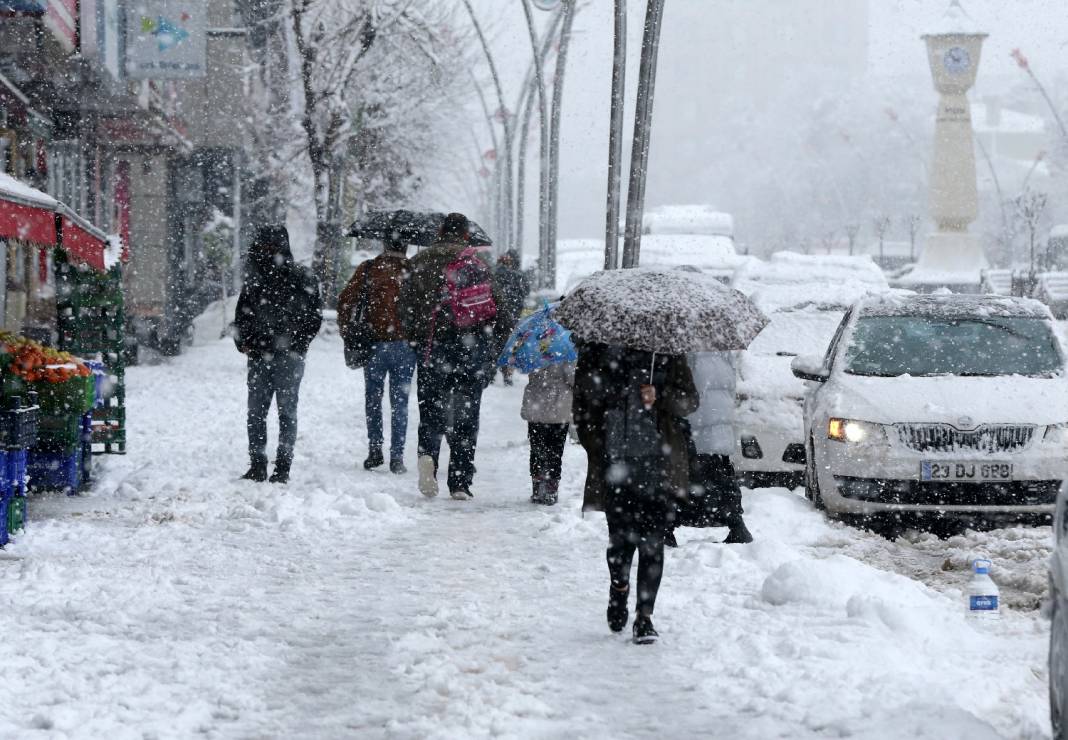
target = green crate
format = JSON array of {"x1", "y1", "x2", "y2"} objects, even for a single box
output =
[
  {"x1": 35, "y1": 413, "x2": 83, "y2": 452},
  {"x1": 32, "y1": 377, "x2": 94, "y2": 416},
  {"x1": 7, "y1": 495, "x2": 25, "y2": 534}
]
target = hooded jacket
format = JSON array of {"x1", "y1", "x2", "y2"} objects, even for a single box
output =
[{"x1": 234, "y1": 227, "x2": 323, "y2": 358}]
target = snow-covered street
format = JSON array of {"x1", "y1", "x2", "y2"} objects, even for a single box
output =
[{"x1": 0, "y1": 329, "x2": 1055, "y2": 739}]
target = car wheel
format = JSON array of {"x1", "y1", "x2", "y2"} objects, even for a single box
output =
[
  {"x1": 805, "y1": 438, "x2": 825, "y2": 511},
  {"x1": 1052, "y1": 592, "x2": 1068, "y2": 740}
]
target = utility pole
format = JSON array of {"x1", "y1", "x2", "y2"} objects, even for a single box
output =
[
  {"x1": 521, "y1": 0, "x2": 552, "y2": 288},
  {"x1": 461, "y1": 0, "x2": 515, "y2": 253},
  {"x1": 621, "y1": 0, "x2": 666, "y2": 269},
  {"x1": 604, "y1": 0, "x2": 626, "y2": 271},
  {"x1": 546, "y1": 0, "x2": 577, "y2": 290}
]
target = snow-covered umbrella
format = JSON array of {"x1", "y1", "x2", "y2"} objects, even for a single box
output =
[
  {"x1": 555, "y1": 268, "x2": 769, "y2": 354},
  {"x1": 346, "y1": 210, "x2": 493, "y2": 247}
]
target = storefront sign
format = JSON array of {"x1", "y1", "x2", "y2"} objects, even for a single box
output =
[
  {"x1": 125, "y1": 1, "x2": 205, "y2": 79},
  {"x1": 102, "y1": 0, "x2": 122, "y2": 80}
]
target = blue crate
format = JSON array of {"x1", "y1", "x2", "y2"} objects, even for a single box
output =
[
  {"x1": 7, "y1": 449, "x2": 27, "y2": 497},
  {"x1": 84, "y1": 360, "x2": 108, "y2": 407},
  {"x1": 0, "y1": 491, "x2": 9, "y2": 547},
  {"x1": 28, "y1": 447, "x2": 82, "y2": 494}
]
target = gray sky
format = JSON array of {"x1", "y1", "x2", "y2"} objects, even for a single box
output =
[{"x1": 456, "y1": 0, "x2": 1068, "y2": 246}]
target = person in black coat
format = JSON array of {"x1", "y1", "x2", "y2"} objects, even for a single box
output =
[
  {"x1": 493, "y1": 250, "x2": 530, "y2": 385},
  {"x1": 234, "y1": 225, "x2": 323, "y2": 483},
  {"x1": 572, "y1": 341, "x2": 699, "y2": 644}
]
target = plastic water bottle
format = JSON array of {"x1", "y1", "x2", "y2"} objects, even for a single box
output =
[{"x1": 967, "y1": 559, "x2": 1000, "y2": 620}]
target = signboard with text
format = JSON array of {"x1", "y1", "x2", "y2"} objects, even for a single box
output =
[{"x1": 125, "y1": 1, "x2": 205, "y2": 79}]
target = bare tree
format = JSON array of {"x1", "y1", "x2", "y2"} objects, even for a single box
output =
[
  {"x1": 902, "y1": 214, "x2": 921, "y2": 262},
  {"x1": 845, "y1": 222, "x2": 861, "y2": 257},
  {"x1": 872, "y1": 215, "x2": 891, "y2": 267},
  {"x1": 284, "y1": 1, "x2": 467, "y2": 304},
  {"x1": 820, "y1": 230, "x2": 837, "y2": 255},
  {"x1": 1015, "y1": 188, "x2": 1049, "y2": 275}
]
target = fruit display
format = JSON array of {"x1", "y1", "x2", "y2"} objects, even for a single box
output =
[{"x1": 0, "y1": 332, "x2": 92, "y2": 384}]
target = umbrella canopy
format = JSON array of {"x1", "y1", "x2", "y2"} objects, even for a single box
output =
[
  {"x1": 555, "y1": 268, "x2": 769, "y2": 354},
  {"x1": 347, "y1": 210, "x2": 492, "y2": 247},
  {"x1": 497, "y1": 301, "x2": 577, "y2": 373}
]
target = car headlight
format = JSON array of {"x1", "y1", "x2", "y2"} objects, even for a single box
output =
[
  {"x1": 1045, "y1": 423, "x2": 1068, "y2": 445},
  {"x1": 827, "y1": 418, "x2": 885, "y2": 444}
]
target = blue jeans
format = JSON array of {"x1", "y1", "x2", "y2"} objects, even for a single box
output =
[
  {"x1": 364, "y1": 341, "x2": 416, "y2": 460},
  {"x1": 248, "y1": 353, "x2": 306, "y2": 464}
]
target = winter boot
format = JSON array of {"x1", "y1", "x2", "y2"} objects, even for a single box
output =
[
  {"x1": 724, "y1": 516, "x2": 754, "y2": 544},
  {"x1": 241, "y1": 457, "x2": 268, "y2": 483},
  {"x1": 542, "y1": 479, "x2": 559, "y2": 506},
  {"x1": 417, "y1": 455, "x2": 438, "y2": 498},
  {"x1": 363, "y1": 446, "x2": 384, "y2": 470},
  {"x1": 530, "y1": 477, "x2": 546, "y2": 504},
  {"x1": 449, "y1": 488, "x2": 473, "y2": 501},
  {"x1": 607, "y1": 582, "x2": 630, "y2": 633},
  {"x1": 269, "y1": 455, "x2": 292, "y2": 484},
  {"x1": 632, "y1": 616, "x2": 659, "y2": 645},
  {"x1": 389, "y1": 458, "x2": 407, "y2": 475}
]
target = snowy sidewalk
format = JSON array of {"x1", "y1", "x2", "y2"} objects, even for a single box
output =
[{"x1": 0, "y1": 330, "x2": 1054, "y2": 739}]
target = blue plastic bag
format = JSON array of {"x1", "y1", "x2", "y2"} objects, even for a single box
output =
[{"x1": 497, "y1": 301, "x2": 577, "y2": 373}]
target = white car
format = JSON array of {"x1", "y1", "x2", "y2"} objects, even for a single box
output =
[
  {"x1": 732, "y1": 253, "x2": 891, "y2": 487},
  {"x1": 794, "y1": 294, "x2": 1068, "y2": 528},
  {"x1": 735, "y1": 303, "x2": 851, "y2": 487},
  {"x1": 1050, "y1": 481, "x2": 1068, "y2": 739}
]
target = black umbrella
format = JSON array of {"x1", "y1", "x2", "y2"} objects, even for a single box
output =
[{"x1": 347, "y1": 210, "x2": 492, "y2": 247}]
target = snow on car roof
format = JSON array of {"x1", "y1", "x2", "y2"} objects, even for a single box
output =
[
  {"x1": 734, "y1": 252, "x2": 891, "y2": 313},
  {"x1": 858, "y1": 293, "x2": 1052, "y2": 320}
]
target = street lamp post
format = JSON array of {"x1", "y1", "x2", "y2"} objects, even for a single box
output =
[
  {"x1": 521, "y1": 0, "x2": 552, "y2": 288},
  {"x1": 621, "y1": 0, "x2": 666, "y2": 269},
  {"x1": 604, "y1": 0, "x2": 626, "y2": 271}
]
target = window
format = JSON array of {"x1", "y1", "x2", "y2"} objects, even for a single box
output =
[{"x1": 843, "y1": 315, "x2": 1064, "y2": 378}]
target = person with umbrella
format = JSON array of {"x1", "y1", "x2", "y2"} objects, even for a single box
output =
[
  {"x1": 559, "y1": 268, "x2": 767, "y2": 644},
  {"x1": 337, "y1": 218, "x2": 415, "y2": 474},
  {"x1": 397, "y1": 212, "x2": 501, "y2": 500},
  {"x1": 498, "y1": 301, "x2": 578, "y2": 505}
]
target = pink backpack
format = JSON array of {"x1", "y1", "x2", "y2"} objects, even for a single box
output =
[{"x1": 442, "y1": 247, "x2": 498, "y2": 329}]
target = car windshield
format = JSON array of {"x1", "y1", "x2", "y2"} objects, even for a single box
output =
[{"x1": 842, "y1": 315, "x2": 1064, "y2": 378}]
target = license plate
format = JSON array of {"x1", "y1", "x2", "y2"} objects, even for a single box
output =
[{"x1": 920, "y1": 461, "x2": 1013, "y2": 482}]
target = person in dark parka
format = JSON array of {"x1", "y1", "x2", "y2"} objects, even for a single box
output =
[
  {"x1": 493, "y1": 250, "x2": 530, "y2": 385},
  {"x1": 572, "y1": 341, "x2": 698, "y2": 644},
  {"x1": 234, "y1": 225, "x2": 323, "y2": 484}
]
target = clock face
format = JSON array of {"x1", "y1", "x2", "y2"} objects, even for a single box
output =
[{"x1": 943, "y1": 46, "x2": 971, "y2": 75}]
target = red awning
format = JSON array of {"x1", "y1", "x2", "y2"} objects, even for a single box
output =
[
  {"x1": 59, "y1": 212, "x2": 107, "y2": 272},
  {"x1": 0, "y1": 197, "x2": 57, "y2": 245},
  {"x1": 0, "y1": 174, "x2": 111, "y2": 273}
]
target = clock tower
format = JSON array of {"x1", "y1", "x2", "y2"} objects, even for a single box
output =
[{"x1": 908, "y1": 0, "x2": 988, "y2": 288}]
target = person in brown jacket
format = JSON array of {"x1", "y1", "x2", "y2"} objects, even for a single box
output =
[
  {"x1": 572, "y1": 341, "x2": 699, "y2": 645},
  {"x1": 338, "y1": 234, "x2": 414, "y2": 474}
]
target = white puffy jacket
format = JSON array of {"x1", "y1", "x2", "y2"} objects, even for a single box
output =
[{"x1": 687, "y1": 352, "x2": 737, "y2": 457}]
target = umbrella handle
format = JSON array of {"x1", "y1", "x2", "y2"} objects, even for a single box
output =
[{"x1": 649, "y1": 351, "x2": 656, "y2": 383}]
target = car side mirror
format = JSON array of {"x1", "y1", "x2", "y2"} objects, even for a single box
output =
[{"x1": 791, "y1": 354, "x2": 829, "y2": 383}]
